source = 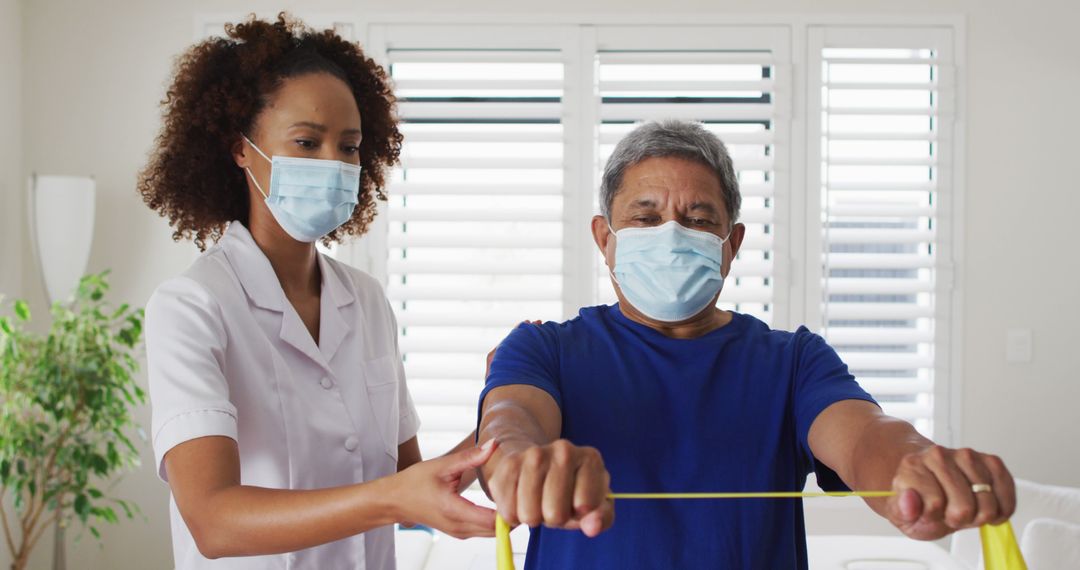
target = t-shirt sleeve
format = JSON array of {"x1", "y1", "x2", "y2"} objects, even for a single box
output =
[
  {"x1": 792, "y1": 327, "x2": 878, "y2": 491},
  {"x1": 145, "y1": 277, "x2": 237, "y2": 482},
  {"x1": 476, "y1": 322, "x2": 562, "y2": 434}
]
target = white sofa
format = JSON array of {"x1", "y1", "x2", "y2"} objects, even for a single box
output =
[{"x1": 950, "y1": 479, "x2": 1080, "y2": 570}]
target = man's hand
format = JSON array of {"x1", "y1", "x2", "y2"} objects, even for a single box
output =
[
  {"x1": 486, "y1": 439, "x2": 614, "y2": 537},
  {"x1": 885, "y1": 445, "x2": 1016, "y2": 540}
]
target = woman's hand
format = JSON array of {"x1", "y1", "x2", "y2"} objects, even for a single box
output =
[{"x1": 391, "y1": 439, "x2": 500, "y2": 538}]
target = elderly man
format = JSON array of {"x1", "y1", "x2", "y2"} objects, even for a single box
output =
[{"x1": 476, "y1": 120, "x2": 1015, "y2": 568}]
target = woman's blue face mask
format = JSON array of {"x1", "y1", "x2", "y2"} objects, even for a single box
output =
[
  {"x1": 242, "y1": 135, "x2": 362, "y2": 243},
  {"x1": 610, "y1": 220, "x2": 731, "y2": 322}
]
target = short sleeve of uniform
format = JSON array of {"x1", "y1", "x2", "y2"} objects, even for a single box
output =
[
  {"x1": 146, "y1": 277, "x2": 237, "y2": 482},
  {"x1": 792, "y1": 327, "x2": 878, "y2": 491},
  {"x1": 476, "y1": 323, "x2": 562, "y2": 431}
]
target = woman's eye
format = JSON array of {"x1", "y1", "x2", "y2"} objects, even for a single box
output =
[
  {"x1": 342, "y1": 145, "x2": 360, "y2": 154},
  {"x1": 295, "y1": 139, "x2": 317, "y2": 149}
]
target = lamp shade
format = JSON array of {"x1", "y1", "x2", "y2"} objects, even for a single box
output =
[{"x1": 28, "y1": 175, "x2": 95, "y2": 304}]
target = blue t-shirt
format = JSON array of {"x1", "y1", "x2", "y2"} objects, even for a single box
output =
[{"x1": 478, "y1": 304, "x2": 876, "y2": 569}]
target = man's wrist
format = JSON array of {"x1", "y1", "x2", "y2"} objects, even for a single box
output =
[
  {"x1": 851, "y1": 417, "x2": 932, "y2": 491},
  {"x1": 477, "y1": 436, "x2": 536, "y2": 485}
]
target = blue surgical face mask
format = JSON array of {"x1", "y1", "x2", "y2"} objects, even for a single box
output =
[
  {"x1": 242, "y1": 135, "x2": 362, "y2": 242},
  {"x1": 610, "y1": 220, "x2": 731, "y2": 323}
]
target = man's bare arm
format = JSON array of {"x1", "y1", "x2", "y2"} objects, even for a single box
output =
[
  {"x1": 809, "y1": 400, "x2": 1016, "y2": 540},
  {"x1": 478, "y1": 385, "x2": 562, "y2": 482},
  {"x1": 477, "y1": 385, "x2": 613, "y2": 537}
]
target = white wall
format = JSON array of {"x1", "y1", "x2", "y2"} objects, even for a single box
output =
[
  {"x1": 7, "y1": 0, "x2": 1080, "y2": 568},
  {"x1": 1, "y1": 0, "x2": 22, "y2": 304},
  {"x1": 0, "y1": 5, "x2": 23, "y2": 569}
]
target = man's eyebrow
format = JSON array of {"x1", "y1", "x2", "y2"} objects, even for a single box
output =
[
  {"x1": 688, "y1": 202, "x2": 719, "y2": 214},
  {"x1": 629, "y1": 199, "x2": 658, "y2": 209}
]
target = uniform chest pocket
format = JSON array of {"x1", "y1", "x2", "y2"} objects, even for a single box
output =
[{"x1": 363, "y1": 354, "x2": 401, "y2": 462}]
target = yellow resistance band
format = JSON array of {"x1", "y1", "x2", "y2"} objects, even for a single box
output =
[{"x1": 495, "y1": 491, "x2": 1027, "y2": 570}]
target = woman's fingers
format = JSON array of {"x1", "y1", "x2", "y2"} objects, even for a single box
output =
[
  {"x1": 443, "y1": 495, "x2": 497, "y2": 533},
  {"x1": 438, "y1": 438, "x2": 497, "y2": 481},
  {"x1": 465, "y1": 438, "x2": 498, "y2": 470}
]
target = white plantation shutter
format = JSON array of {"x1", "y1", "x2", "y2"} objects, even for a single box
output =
[
  {"x1": 808, "y1": 28, "x2": 957, "y2": 437},
  {"x1": 592, "y1": 27, "x2": 791, "y2": 326},
  {"x1": 356, "y1": 23, "x2": 960, "y2": 457},
  {"x1": 369, "y1": 27, "x2": 574, "y2": 459}
]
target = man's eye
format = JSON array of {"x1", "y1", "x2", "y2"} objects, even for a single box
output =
[{"x1": 690, "y1": 218, "x2": 714, "y2": 226}]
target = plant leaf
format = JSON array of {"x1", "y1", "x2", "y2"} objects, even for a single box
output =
[
  {"x1": 74, "y1": 493, "x2": 89, "y2": 522},
  {"x1": 14, "y1": 300, "x2": 30, "y2": 322}
]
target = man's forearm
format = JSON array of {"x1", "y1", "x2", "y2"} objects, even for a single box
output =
[
  {"x1": 476, "y1": 387, "x2": 563, "y2": 493},
  {"x1": 850, "y1": 415, "x2": 933, "y2": 514}
]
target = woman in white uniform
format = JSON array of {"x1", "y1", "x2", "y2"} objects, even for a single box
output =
[{"x1": 137, "y1": 14, "x2": 497, "y2": 569}]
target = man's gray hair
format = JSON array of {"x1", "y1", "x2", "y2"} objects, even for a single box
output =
[{"x1": 600, "y1": 119, "x2": 741, "y2": 225}]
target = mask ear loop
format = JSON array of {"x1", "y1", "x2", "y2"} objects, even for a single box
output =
[
  {"x1": 716, "y1": 225, "x2": 735, "y2": 279},
  {"x1": 241, "y1": 135, "x2": 271, "y2": 200},
  {"x1": 606, "y1": 222, "x2": 622, "y2": 288}
]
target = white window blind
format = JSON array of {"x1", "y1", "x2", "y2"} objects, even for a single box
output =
[
  {"x1": 373, "y1": 30, "x2": 572, "y2": 458},
  {"x1": 591, "y1": 31, "x2": 790, "y2": 326},
  {"x1": 358, "y1": 23, "x2": 960, "y2": 455},
  {"x1": 808, "y1": 28, "x2": 956, "y2": 437}
]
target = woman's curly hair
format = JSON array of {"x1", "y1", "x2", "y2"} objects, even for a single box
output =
[{"x1": 138, "y1": 13, "x2": 402, "y2": 250}]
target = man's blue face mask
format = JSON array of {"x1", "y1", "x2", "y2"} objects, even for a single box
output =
[
  {"x1": 242, "y1": 135, "x2": 362, "y2": 243},
  {"x1": 610, "y1": 220, "x2": 732, "y2": 322}
]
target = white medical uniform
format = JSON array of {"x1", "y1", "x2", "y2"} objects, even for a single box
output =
[{"x1": 146, "y1": 221, "x2": 420, "y2": 570}]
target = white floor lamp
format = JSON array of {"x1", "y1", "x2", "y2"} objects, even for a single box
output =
[
  {"x1": 27, "y1": 173, "x2": 95, "y2": 570},
  {"x1": 28, "y1": 174, "x2": 96, "y2": 304}
]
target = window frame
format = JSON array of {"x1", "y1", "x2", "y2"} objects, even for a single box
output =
[{"x1": 195, "y1": 12, "x2": 966, "y2": 447}]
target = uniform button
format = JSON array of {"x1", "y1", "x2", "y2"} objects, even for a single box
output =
[
  {"x1": 344, "y1": 436, "x2": 359, "y2": 452},
  {"x1": 320, "y1": 377, "x2": 333, "y2": 389}
]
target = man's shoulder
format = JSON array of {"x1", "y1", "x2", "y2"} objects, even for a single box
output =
[
  {"x1": 497, "y1": 305, "x2": 613, "y2": 352},
  {"x1": 528, "y1": 304, "x2": 612, "y2": 332},
  {"x1": 729, "y1": 313, "x2": 825, "y2": 352}
]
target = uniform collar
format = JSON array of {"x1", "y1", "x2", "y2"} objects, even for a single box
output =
[
  {"x1": 221, "y1": 221, "x2": 355, "y2": 369},
  {"x1": 220, "y1": 221, "x2": 285, "y2": 312}
]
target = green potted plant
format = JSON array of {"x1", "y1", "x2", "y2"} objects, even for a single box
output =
[{"x1": 0, "y1": 271, "x2": 146, "y2": 570}]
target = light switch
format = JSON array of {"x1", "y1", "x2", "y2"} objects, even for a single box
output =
[{"x1": 1006, "y1": 329, "x2": 1033, "y2": 363}]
